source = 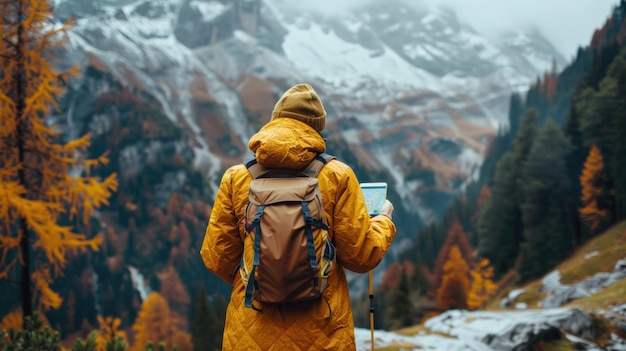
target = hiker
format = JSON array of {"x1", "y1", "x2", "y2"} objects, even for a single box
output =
[{"x1": 200, "y1": 83, "x2": 397, "y2": 350}]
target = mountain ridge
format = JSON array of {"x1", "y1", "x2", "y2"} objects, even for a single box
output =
[{"x1": 52, "y1": 0, "x2": 567, "y2": 232}]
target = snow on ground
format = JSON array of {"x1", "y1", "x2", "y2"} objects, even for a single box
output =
[
  {"x1": 354, "y1": 307, "x2": 607, "y2": 351},
  {"x1": 279, "y1": 19, "x2": 445, "y2": 97},
  {"x1": 354, "y1": 327, "x2": 493, "y2": 351},
  {"x1": 542, "y1": 258, "x2": 626, "y2": 308}
]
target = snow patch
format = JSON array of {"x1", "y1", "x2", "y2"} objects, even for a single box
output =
[
  {"x1": 541, "y1": 258, "x2": 626, "y2": 309},
  {"x1": 190, "y1": 0, "x2": 226, "y2": 22},
  {"x1": 128, "y1": 265, "x2": 150, "y2": 301}
]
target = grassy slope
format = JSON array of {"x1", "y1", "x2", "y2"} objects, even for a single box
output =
[
  {"x1": 488, "y1": 220, "x2": 626, "y2": 310},
  {"x1": 380, "y1": 223, "x2": 626, "y2": 350}
]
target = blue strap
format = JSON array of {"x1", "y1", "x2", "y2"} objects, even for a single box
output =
[
  {"x1": 301, "y1": 202, "x2": 319, "y2": 269},
  {"x1": 323, "y1": 240, "x2": 335, "y2": 261},
  {"x1": 244, "y1": 266, "x2": 256, "y2": 308},
  {"x1": 253, "y1": 222, "x2": 262, "y2": 266},
  {"x1": 244, "y1": 205, "x2": 264, "y2": 307}
]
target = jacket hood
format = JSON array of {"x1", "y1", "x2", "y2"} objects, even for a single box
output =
[{"x1": 248, "y1": 118, "x2": 326, "y2": 169}]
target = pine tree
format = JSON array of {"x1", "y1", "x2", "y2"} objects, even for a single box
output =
[
  {"x1": 579, "y1": 144, "x2": 613, "y2": 234},
  {"x1": 436, "y1": 246, "x2": 470, "y2": 311},
  {"x1": 607, "y1": 54, "x2": 626, "y2": 221},
  {"x1": 517, "y1": 120, "x2": 572, "y2": 282},
  {"x1": 386, "y1": 270, "x2": 413, "y2": 330},
  {"x1": 563, "y1": 106, "x2": 588, "y2": 244},
  {"x1": 0, "y1": 312, "x2": 61, "y2": 351},
  {"x1": 190, "y1": 286, "x2": 217, "y2": 351},
  {"x1": 476, "y1": 153, "x2": 517, "y2": 277},
  {"x1": 0, "y1": 0, "x2": 118, "y2": 318},
  {"x1": 580, "y1": 79, "x2": 616, "y2": 167},
  {"x1": 477, "y1": 109, "x2": 539, "y2": 278},
  {"x1": 508, "y1": 93, "x2": 524, "y2": 136}
]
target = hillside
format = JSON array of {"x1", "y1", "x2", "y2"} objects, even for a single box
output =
[{"x1": 359, "y1": 221, "x2": 626, "y2": 350}]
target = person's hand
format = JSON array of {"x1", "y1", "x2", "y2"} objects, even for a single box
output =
[{"x1": 380, "y1": 199, "x2": 394, "y2": 219}]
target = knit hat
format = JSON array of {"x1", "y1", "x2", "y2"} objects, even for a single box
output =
[{"x1": 271, "y1": 84, "x2": 326, "y2": 132}]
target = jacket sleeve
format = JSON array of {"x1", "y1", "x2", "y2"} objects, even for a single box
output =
[
  {"x1": 200, "y1": 167, "x2": 244, "y2": 284},
  {"x1": 332, "y1": 165, "x2": 396, "y2": 273}
]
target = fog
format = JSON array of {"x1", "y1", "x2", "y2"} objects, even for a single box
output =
[{"x1": 281, "y1": 0, "x2": 617, "y2": 58}]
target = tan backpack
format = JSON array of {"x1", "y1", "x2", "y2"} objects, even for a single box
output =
[{"x1": 240, "y1": 153, "x2": 336, "y2": 309}]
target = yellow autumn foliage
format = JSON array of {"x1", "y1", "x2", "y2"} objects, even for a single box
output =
[
  {"x1": 131, "y1": 292, "x2": 192, "y2": 351},
  {"x1": 579, "y1": 144, "x2": 611, "y2": 232},
  {"x1": 95, "y1": 316, "x2": 128, "y2": 351},
  {"x1": 436, "y1": 245, "x2": 471, "y2": 311},
  {"x1": 0, "y1": 0, "x2": 117, "y2": 314},
  {"x1": 467, "y1": 258, "x2": 497, "y2": 310}
]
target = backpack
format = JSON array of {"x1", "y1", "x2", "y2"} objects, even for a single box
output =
[{"x1": 240, "y1": 153, "x2": 337, "y2": 308}]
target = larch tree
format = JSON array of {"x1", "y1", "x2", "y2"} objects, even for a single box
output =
[
  {"x1": 131, "y1": 292, "x2": 192, "y2": 351},
  {"x1": 579, "y1": 144, "x2": 612, "y2": 233},
  {"x1": 95, "y1": 315, "x2": 127, "y2": 351},
  {"x1": 430, "y1": 218, "x2": 473, "y2": 298},
  {"x1": 0, "y1": 0, "x2": 117, "y2": 319},
  {"x1": 466, "y1": 258, "x2": 497, "y2": 310},
  {"x1": 436, "y1": 245, "x2": 470, "y2": 311}
]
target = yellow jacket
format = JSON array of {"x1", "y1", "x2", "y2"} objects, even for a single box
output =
[{"x1": 200, "y1": 118, "x2": 396, "y2": 350}]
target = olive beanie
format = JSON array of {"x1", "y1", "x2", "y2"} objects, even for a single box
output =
[{"x1": 271, "y1": 84, "x2": 326, "y2": 132}]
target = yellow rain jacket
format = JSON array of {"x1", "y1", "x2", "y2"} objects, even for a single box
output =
[{"x1": 200, "y1": 118, "x2": 396, "y2": 350}]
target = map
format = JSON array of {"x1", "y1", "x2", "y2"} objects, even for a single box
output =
[{"x1": 360, "y1": 182, "x2": 387, "y2": 216}]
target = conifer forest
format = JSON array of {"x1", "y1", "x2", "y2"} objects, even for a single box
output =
[{"x1": 2, "y1": 0, "x2": 626, "y2": 350}]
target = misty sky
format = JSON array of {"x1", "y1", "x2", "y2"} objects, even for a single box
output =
[{"x1": 286, "y1": 0, "x2": 617, "y2": 59}]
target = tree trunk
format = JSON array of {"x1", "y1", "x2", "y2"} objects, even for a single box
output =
[{"x1": 15, "y1": 1, "x2": 33, "y2": 320}]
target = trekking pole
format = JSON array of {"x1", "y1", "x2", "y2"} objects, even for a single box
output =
[{"x1": 369, "y1": 270, "x2": 375, "y2": 351}]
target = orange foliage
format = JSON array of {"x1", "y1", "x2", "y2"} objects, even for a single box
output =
[
  {"x1": 436, "y1": 246, "x2": 470, "y2": 311},
  {"x1": 476, "y1": 185, "x2": 491, "y2": 209},
  {"x1": 380, "y1": 260, "x2": 414, "y2": 294},
  {"x1": 131, "y1": 292, "x2": 191, "y2": 351},
  {"x1": 0, "y1": 308, "x2": 50, "y2": 338},
  {"x1": 430, "y1": 219, "x2": 474, "y2": 298},
  {"x1": 537, "y1": 62, "x2": 559, "y2": 103},
  {"x1": 0, "y1": 0, "x2": 117, "y2": 313},
  {"x1": 379, "y1": 262, "x2": 403, "y2": 294},
  {"x1": 95, "y1": 316, "x2": 127, "y2": 351},
  {"x1": 0, "y1": 309, "x2": 23, "y2": 334},
  {"x1": 467, "y1": 258, "x2": 497, "y2": 310},
  {"x1": 157, "y1": 266, "x2": 191, "y2": 318},
  {"x1": 579, "y1": 145, "x2": 611, "y2": 232}
]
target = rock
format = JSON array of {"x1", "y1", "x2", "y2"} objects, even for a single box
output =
[
  {"x1": 541, "y1": 257, "x2": 626, "y2": 308},
  {"x1": 500, "y1": 288, "x2": 526, "y2": 308},
  {"x1": 425, "y1": 307, "x2": 596, "y2": 351},
  {"x1": 540, "y1": 270, "x2": 561, "y2": 293},
  {"x1": 515, "y1": 303, "x2": 528, "y2": 310},
  {"x1": 483, "y1": 308, "x2": 595, "y2": 350},
  {"x1": 509, "y1": 324, "x2": 562, "y2": 351}
]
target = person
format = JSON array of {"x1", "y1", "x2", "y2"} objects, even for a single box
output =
[{"x1": 200, "y1": 83, "x2": 397, "y2": 350}]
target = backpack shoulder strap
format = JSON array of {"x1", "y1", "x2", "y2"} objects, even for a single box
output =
[
  {"x1": 244, "y1": 153, "x2": 336, "y2": 179},
  {"x1": 244, "y1": 155, "x2": 265, "y2": 180},
  {"x1": 303, "y1": 152, "x2": 336, "y2": 178}
]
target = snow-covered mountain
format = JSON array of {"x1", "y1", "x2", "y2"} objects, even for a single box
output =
[{"x1": 53, "y1": 0, "x2": 566, "y2": 232}]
